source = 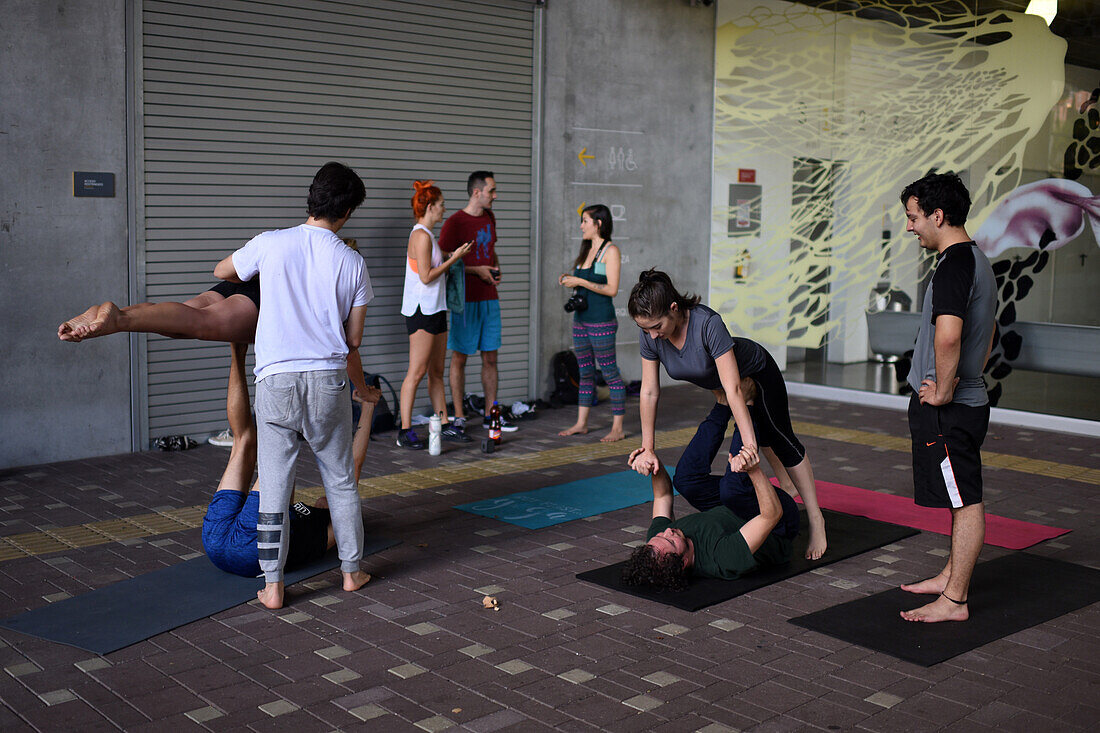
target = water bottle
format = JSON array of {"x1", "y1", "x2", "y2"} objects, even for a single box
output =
[
  {"x1": 428, "y1": 413, "x2": 442, "y2": 456},
  {"x1": 489, "y1": 401, "x2": 502, "y2": 444}
]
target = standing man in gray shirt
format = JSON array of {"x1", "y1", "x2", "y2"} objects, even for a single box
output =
[{"x1": 898, "y1": 172, "x2": 997, "y2": 623}]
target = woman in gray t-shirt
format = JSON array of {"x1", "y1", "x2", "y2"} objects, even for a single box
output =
[{"x1": 626, "y1": 269, "x2": 828, "y2": 560}]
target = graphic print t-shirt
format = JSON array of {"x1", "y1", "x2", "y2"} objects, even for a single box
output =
[{"x1": 438, "y1": 210, "x2": 498, "y2": 302}]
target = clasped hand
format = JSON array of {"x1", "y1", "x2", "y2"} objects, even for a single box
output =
[{"x1": 628, "y1": 447, "x2": 660, "y2": 476}]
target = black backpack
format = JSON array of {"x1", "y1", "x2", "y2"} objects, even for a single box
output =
[
  {"x1": 549, "y1": 350, "x2": 580, "y2": 406},
  {"x1": 351, "y1": 372, "x2": 398, "y2": 434}
]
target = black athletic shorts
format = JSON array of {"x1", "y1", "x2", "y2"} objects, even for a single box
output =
[
  {"x1": 405, "y1": 306, "x2": 448, "y2": 335},
  {"x1": 285, "y1": 502, "x2": 331, "y2": 570},
  {"x1": 908, "y1": 394, "x2": 989, "y2": 509},
  {"x1": 208, "y1": 278, "x2": 261, "y2": 310}
]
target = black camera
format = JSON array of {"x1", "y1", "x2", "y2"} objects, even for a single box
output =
[{"x1": 563, "y1": 287, "x2": 588, "y2": 313}]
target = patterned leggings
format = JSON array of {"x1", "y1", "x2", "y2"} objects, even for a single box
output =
[{"x1": 572, "y1": 319, "x2": 625, "y2": 415}]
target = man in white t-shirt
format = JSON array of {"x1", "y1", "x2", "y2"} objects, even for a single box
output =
[{"x1": 214, "y1": 162, "x2": 373, "y2": 610}]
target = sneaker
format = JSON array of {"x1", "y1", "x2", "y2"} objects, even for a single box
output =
[
  {"x1": 464, "y1": 392, "x2": 485, "y2": 416},
  {"x1": 207, "y1": 428, "x2": 234, "y2": 447},
  {"x1": 396, "y1": 428, "x2": 426, "y2": 450},
  {"x1": 485, "y1": 416, "x2": 519, "y2": 433},
  {"x1": 441, "y1": 422, "x2": 472, "y2": 443}
]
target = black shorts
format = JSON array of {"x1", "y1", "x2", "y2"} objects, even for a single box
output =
[
  {"x1": 746, "y1": 352, "x2": 806, "y2": 467},
  {"x1": 405, "y1": 306, "x2": 448, "y2": 335},
  {"x1": 908, "y1": 395, "x2": 989, "y2": 509},
  {"x1": 285, "y1": 502, "x2": 331, "y2": 570},
  {"x1": 208, "y1": 278, "x2": 261, "y2": 310}
]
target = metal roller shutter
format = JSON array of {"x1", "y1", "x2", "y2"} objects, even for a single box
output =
[{"x1": 140, "y1": 0, "x2": 534, "y2": 440}]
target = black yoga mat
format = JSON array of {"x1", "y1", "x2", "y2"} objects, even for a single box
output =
[
  {"x1": 576, "y1": 509, "x2": 918, "y2": 612},
  {"x1": 789, "y1": 552, "x2": 1100, "y2": 666},
  {"x1": 0, "y1": 536, "x2": 399, "y2": 655}
]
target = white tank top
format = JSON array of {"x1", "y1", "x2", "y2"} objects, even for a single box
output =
[{"x1": 401, "y1": 223, "x2": 447, "y2": 317}]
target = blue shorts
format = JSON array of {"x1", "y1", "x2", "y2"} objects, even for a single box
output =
[
  {"x1": 448, "y1": 299, "x2": 502, "y2": 355},
  {"x1": 202, "y1": 491, "x2": 331, "y2": 577}
]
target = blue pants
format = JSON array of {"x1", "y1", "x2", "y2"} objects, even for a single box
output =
[{"x1": 673, "y1": 403, "x2": 800, "y2": 539}]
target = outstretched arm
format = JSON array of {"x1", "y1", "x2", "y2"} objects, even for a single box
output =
[
  {"x1": 715, "y1": 350, "x2": 757, "y2": 471},
  {"x1": 736, "y1": 449, "x2": 782, "y2": 554},
  {"x1": 650, "y1": 465, "x2": 675, "y2": 521},
  {"x1": 630, "y1": 357, "x2": 662, "y2": 476}
]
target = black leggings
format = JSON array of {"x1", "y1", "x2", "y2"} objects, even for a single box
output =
[{"x1": 746, "y1": 351, "x2": 805, "y2": 467}]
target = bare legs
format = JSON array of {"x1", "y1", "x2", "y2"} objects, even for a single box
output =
[
  {"x1": 449, "y1": 349, "x2": 498, "y2": 420},
  {"x1": 59, "y1": 292, "x2": 257, "y2": 344},
  {"x1": 764, "y1": 450, "x2": 827, "y2": 560},
  {"x1": 399, "y1": 330, "x2": 449, "y2": 429},
  {"x1": 900, "y1": 502, "x2": 984, "y2": 622}
]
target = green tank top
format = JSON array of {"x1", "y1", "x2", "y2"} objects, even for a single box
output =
[{"x1": 573, "y1": 242, "x2": 617, "y2": 323}]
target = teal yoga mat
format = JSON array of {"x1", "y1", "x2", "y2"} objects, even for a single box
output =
[
  {"x1": 455, "y1": 470, "x2": 670, "y2": 528},
  {"x1": 0, "y1": 536, "x2": 398, "y2": 655}
]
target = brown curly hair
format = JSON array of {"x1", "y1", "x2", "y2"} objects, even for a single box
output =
[{"x1": 620, "y1": 545, "x2": 689, "y2": 592}]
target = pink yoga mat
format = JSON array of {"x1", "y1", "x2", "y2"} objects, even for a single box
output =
[{"x1": 784, "y1": 480, "x2": 1070, "y2": 550}]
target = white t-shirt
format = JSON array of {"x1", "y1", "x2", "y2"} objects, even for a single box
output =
[
  {"x1": 400, "y1": 223, "x2": 446, "y2": 317},
  {"x1": 232, "y1": 223, "x2": 373, "y2": 380}
]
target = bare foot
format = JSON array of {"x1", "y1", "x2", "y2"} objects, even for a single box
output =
[
  {"x1": 900, "y1": 593, "x2": 969, "y2": 623},
  {"x1": 257, "y1": 581, "x2": 284, "y2": 610},
  {"x1": 804, "y1": 516, "x2": 827, "y2": 560},
  {"x1": 58, "y1": 305, "x2": 101, "y2": 342},
  {"x1": 600, "y1": 428, "x2": 626, "y2": 443},
  {"x1": 558, "y1": 424, "x2": 589, "y2": 437},
  {"x1": 343, "y1": 569, "x2": 372, "y2": 592},
  {"x1": 900, "y1": 574, "x2": 949, "y2": 595}
]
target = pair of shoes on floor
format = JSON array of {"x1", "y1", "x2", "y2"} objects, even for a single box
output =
[
  {"x1": 463, "y1": 392, "x2": 486, "y2": 417},
  {"x1": 396, "y1": 428, "x2": 426, "y2": 450},
  {"x1": 484, "y1": 416, "x2": 519, "y2": 433},
  {"x1": 441, "y1": 419, "x2": 472, "y2": 443},
  {"x1": 154, "y1": 435, "x2": 198, "y2": 451},
  {"x1": 207, "y1": 428, "x2": 234, "y2": 447}
]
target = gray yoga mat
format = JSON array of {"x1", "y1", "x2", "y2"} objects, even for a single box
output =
[{"x1": 0, "y1": 536, "x2": 399, "y2": 655}]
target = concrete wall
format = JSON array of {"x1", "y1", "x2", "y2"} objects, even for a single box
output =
[
  {"x1": 0, "y1": 0, "x2": 132, "y2": 469},
  {"x1": 537, "y1": 0, "x2": 716, "y2": 396}
]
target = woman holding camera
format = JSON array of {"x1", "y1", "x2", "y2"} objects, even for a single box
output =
[
  {"x1": 557, "y1": 204, "x2": 626, "y2": 442},
  {"x1": 626, "y1": 269, "x2": 827, "y2": 560},
  {"x1": 396, "y1": 180, "x2": 474, "y2": 449}
]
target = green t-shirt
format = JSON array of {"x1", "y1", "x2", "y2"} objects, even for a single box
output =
[{"x1": 647, "y1": 507, "x2": 791, "y2": 580}]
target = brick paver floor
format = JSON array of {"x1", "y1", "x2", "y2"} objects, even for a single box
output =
[{"x1": 1, "y1": 386, "x2": 1096, "y2": 731}]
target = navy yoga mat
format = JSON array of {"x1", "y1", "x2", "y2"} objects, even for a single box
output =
[
  {"x1": 455, "y1": 469, "x2": 667, "y2": 529},
  {"x1": 577, "y1": 509, "x2": 918, "y2": 611},
  {"x1": 0, "y1": 536, "x2": 399, "y2": 655},
  {"x1": 789, "y1": 552, "x2": 1100, "y2": 666}
]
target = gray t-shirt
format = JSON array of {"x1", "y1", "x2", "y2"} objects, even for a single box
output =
[
  {"x1": 639, "y1": 304, "x2": 767, "y2": 390},
  {"x1": 907, "y1": 242, "x2": 997, "y2": 407}
]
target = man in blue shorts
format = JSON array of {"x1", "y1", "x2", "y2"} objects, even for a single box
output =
[
  {"x1": 438, "y1": 171, "x2": 517, "y2": 433},
  {"x1": 202, "y1": 342, "x2": 379, "y2": 579},
  {"x1": 898, "y1": 172, "x2": 997, "y2": 623}
]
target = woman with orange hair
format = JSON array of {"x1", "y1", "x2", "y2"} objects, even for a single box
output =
[{"x1": 396, "y1": 181, "x2": 474, "y2": 449}]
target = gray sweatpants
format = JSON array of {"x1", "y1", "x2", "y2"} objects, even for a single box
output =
[{"x1": 255, "y1": 369, "x2": 363, "y2": 583}]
